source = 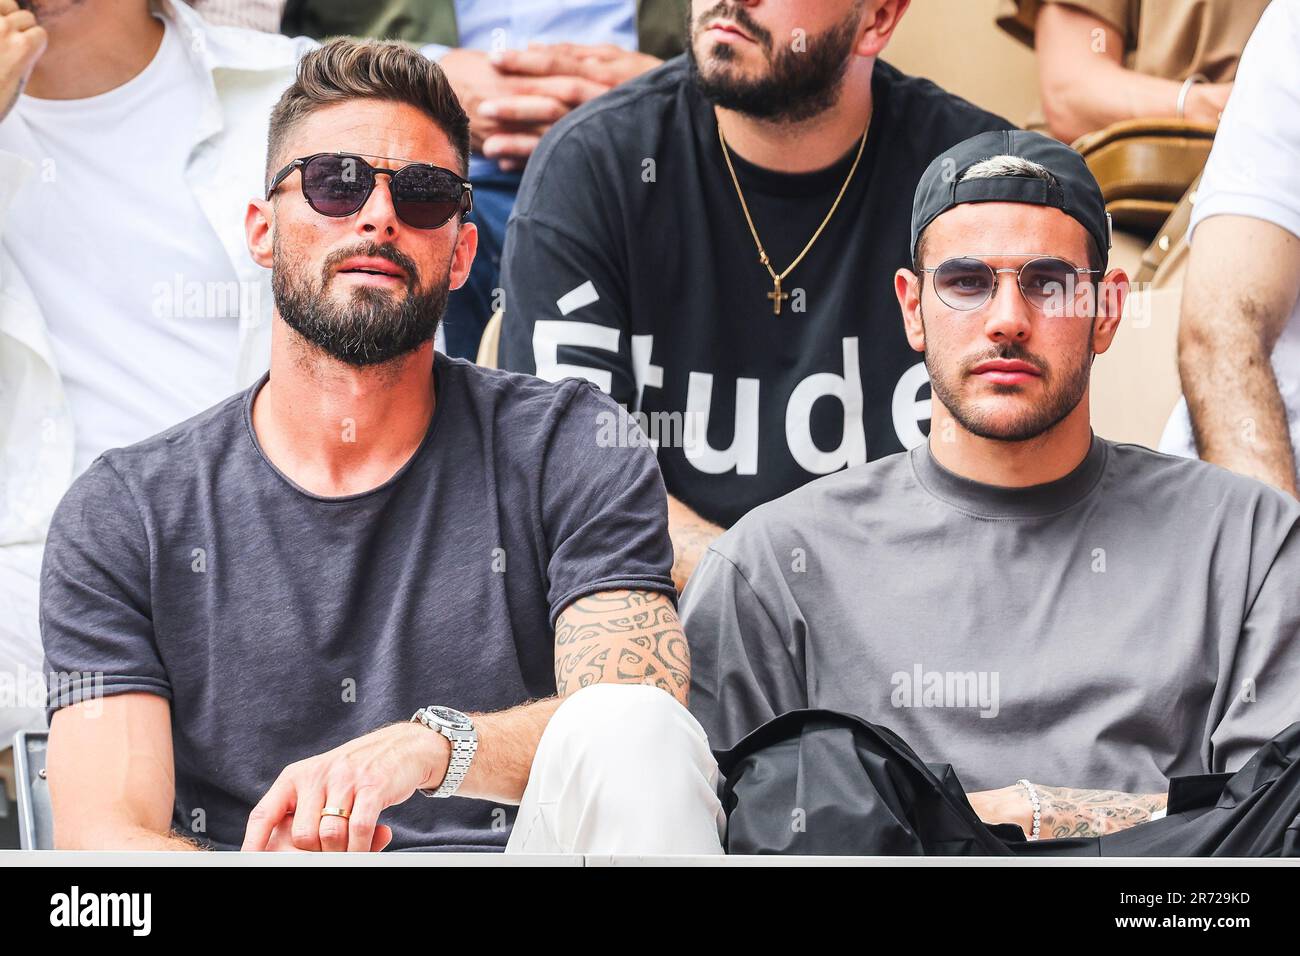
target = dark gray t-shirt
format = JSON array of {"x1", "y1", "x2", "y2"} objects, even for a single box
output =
[
  {"x1": 40, "y1": 352, "x2": 675, "y2": 850},
  {"x1": 681, "y1": 436, "x2": 1300, "y2": 793}
]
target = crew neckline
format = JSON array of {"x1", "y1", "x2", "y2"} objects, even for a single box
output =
[
  {"x1": 911, "y1": 434, "x2": 1109, "y2": 519},
  {"x1": 722, "y1": 118, "x2": 873, "y2": 197},
  {"x1": 241, "y1": 352, "x2": 447, "y2": 504},
  {"x1": 19, "y1": 14, "x2": 173, "y2": 113}
]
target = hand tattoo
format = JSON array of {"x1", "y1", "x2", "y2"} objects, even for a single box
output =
[{"x1": 1036, "y1": 786, "x2": 1168, "y2": 839}]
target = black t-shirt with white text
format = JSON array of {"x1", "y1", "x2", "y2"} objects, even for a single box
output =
[{"x1": 500, "y1": 56, "x2": 1012, "y2": 527}]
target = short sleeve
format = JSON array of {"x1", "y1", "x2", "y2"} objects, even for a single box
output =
[
  {"x1": 498, "y1": 127, "x2": 638, "y2": 410},
  {"x1": 1208, "y1": 495, "x2": 1300, "y2": 772},
  {"x1": 1189, "y1": 1, "x2": 1300, "y2": 243},
  {"x1": 680, "y1": 545, "x2": 808, "y2": 754},
  {"x1": 540, "y1": 383, "x2": 675, "y2": 624},
  {"x1": 39, "y1": 459, "x2": 169, "y2": 720},
  {"x1": 996, "y1": 0, "x2": 1135, "y2": 48}
]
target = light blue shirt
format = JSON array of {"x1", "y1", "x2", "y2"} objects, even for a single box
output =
[
  {"x1": 455, "y1": 0, "x2": 636, "y2": 54},
  {"x1": 426, "y1": 0, "x2": 639, "y2": 174}
]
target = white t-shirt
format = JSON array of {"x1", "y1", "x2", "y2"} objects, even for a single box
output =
[
  {"x1": 0, "y1": 15, "x2": 241, "y2": 477},
  {"x1": 1159, "y1": 0, "x2": 1300, "y2": 470}
]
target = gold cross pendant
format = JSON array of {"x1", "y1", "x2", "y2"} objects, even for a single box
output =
[{"x1": 767, "y1": 275, "x2": 789, "y2": 315}]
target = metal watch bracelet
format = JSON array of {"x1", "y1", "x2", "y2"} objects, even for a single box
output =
[{"x1": 411, "y1": 706, "x2": 478, "y2": 798}]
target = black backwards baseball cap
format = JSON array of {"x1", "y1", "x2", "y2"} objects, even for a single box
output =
[{"x1": 909, "y1": 129, "x2": 1112, "y2": 270}]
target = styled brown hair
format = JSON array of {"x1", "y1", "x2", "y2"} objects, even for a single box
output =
[{"x1": 265, "y1": 38, "x2": 471, "y2": 183}]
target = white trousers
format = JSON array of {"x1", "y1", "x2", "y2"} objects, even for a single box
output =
[{"x1": 506, "y1": 683, "x2": 726, "y2": 855}]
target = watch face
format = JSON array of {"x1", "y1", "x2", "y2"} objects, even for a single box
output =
[{"x1": 427, "y1": 706, "x2": 472, "y2": 730}]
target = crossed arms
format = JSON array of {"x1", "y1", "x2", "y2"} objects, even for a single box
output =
[{"x1": 46, "y1": 587, "x2": 686, "y2": 852}]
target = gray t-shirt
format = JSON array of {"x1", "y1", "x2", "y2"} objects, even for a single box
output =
[
  {"x1": 681, "y1": 436, "x2": 1300, "y2": 793},
  {"x1": 40, "y1": 352, "x2": 675, "y2": 850}
]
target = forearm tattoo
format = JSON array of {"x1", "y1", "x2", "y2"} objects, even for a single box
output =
[
  {"x1": 553, "y1": 589, "x2": 691, "y2": 703},
  {"x1": 1038, "y1": 786, "x2": 1168, "y2": 839},
  {"x1": 671, "y1": 521, "x2": 718, "y2": 588}
]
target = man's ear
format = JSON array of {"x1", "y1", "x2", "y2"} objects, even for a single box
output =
[
  {"x1": 246, "y1": 198, "x2": 274, "y2": 269},
  {"x1": 896, "y1": 267, "x2": 926, "y2": 353},
  {"x1": 855, "y1": 0, "x2": 911, "y2": 58},
  {"x1": 1090, "y1": 267, "x2": 1128, "y2": 356},
  {"x1": 448, "y1": 220, "x2": 478, "y2": 293}
]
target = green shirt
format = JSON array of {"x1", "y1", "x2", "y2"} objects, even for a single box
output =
[{"x1": 280, "y1": 0, "x2": 687, "y2": 61}]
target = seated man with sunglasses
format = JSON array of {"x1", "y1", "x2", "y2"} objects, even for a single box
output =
[
  {"x1": 681, "y1": 130, "x2": 1300, "y2": 843},
  {"x1": 39, "y1": 39, "x2": 726, "y2": 855}
]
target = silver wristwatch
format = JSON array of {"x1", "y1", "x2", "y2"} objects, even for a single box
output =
[{"x1": 410, "y1": 705, "x2": 478, "y2": 798}]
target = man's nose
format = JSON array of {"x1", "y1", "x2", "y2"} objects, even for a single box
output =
[
  {"x1": 355, "y1": 173, "x2": 400, "y2": 238},
  {"x1": 981, "y1": 270, "x2": 1032, "y2": 343}
]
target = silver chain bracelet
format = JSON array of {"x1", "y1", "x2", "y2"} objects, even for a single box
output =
[{"x1": 1017, "y1": 778, "x2": 1042, "y2": 841}]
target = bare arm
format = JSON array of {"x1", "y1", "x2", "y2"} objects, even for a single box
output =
[
  {"x1": 441, "y1": 587, "x2": 690, "y2": 801},
  {"x1": 668, "y1": 494, "x2": 725, "y2": 593},
  {"x1": 455, "y1": 587, "x2": 690, "y2": 803},
  {"x1": 553, "y1": 588, "x2": 689, "y2": 704},
  {"x1": 47, "y1": 693, "x2": 204, "y2": 850},
  {"x1": 1178, "y1": 215, "x2": 1300, "y2": 496},
  {"x1": 968, "y1": 783, "x2": 1167, "y2": 839},
  {"x1": 244, "y1": 588, "x2": 688, "y2": 850},
  {"x1": 404, "y1": 587, "x2": 690, "y2": 806},
  {"x1": 1034, "y1": 4, "x2": 1230, "y2": 143}
]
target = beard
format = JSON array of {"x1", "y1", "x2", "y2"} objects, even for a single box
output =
[
  {"x1": 924, "y1": 322, "x2": 1094, "y2": 443},
  {"x1": 271, "y1": 238, "x2": 448, "y2": 368},
  {"x1": 687, "y1": 0, "x2": 863, "y2": 123}
]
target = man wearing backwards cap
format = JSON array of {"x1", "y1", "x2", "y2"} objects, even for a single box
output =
[{"x1": 679, "y1": 129, "x2": 1300, "y2": 842}]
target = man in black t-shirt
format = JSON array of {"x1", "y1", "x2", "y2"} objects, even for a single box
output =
[{"x1": 499, "y1": 0, "x2": 1014, "y2": 588}]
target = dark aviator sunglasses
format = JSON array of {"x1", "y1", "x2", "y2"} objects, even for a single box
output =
[{"x1": 266, "y1": 152, "x2": 473, "y2": 230}]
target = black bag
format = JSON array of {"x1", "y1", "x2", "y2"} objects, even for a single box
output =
[{"x1": 715, "y1": 709, "x2": 1300, "y2": 857}]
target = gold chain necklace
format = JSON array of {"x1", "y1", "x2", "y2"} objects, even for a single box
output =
[{"x1": 718, "y1": 120, "x2": 869, "y2": 315}]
